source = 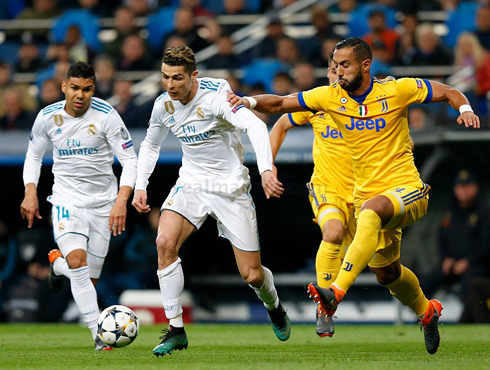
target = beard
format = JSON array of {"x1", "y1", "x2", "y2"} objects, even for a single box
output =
[{"x1": 338, "y1": 69, "x2": 364, "y2": 93}]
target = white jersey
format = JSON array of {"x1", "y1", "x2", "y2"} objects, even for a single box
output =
[
  {"x1": 23, "y1": 97, "x2": 138, "y2": 208},
  {"x1": 136, "y1": 78, "x2": 273, "y2": 194}
]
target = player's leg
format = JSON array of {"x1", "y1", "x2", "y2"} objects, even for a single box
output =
[{"x1": 233, "y1": 247, "x2": 290, "y2": 341}]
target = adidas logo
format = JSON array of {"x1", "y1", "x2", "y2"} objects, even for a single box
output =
[
  {"x1": 337, "y1": 106, "x2": 347, "y2": 112},
  {"x1": 55, "y1": 128, "x2": 62, "y2": 134},
  {"x1": 169, "y1": 116, "x2": 176, "y2": 124}
]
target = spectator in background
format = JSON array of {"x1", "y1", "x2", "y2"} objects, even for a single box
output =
[
  {"x1": 474, "y1": 5, "x2": 490, "y2": 51},
  {"x1": 10, "y1": 0, "x2": 62, "y2": 42},
  {"x1": 460, "y1": 277, "x2": 490, "y2": 323},
  {"x1": 64, "y1": 25, "x2": 96, "y2": 63},
  {"x1": 276, "y1": 37, "x2": 301, "y2": 68},
  {"x1": 15, "y1": 43, "x2": 43, "y2": 73},
  {"x1": 314, "y1": 36, "x2": 342, "y2": 67},
  {"x1": 394, "y1": 13, "x2": 418, "y2": 66},
  {"x1": 94, "y1": 56, "x2": 117, "y2": 100},
  {"x1": 113, "y1": 79, "x2": 151, "y2": 128},
  {"x1": 222, "y1": 0, "x2": 247, "y2": 34},
  {"x1": 78, "y1": 0, "x2": 110, "y2": 17},
  {"x1": 329, "y1": 0, "x2": 358, "y2": 14},
  {"x1": 252, "y1": 15, "x2": 285, "y2": 59},
  {"x1": 363, "y1": 9, "x2": 399, "y2": 63},
  {"x1": 454, "y1": 32, "x2": 490, "y2": 116},
  {"x1": 409, "y1": 23, "x2": 453, "y2": 66},
  {"x1": 38, "y1": 79, "x2": 63, "y2": 108},
  {"x1": 0, "y1": 62, "x2": 37, "y2": 117},
  {"x1": 293, "y1": 62, "x2": 318, "y2": 91},
  {"x1": 408, "y1": 106, "x2": 433, "y2": 131},
  {"x1": 272, "y1": 72, "x2": 295, "y2": 96},
  {"x1": 126, "y1": 0, "x2": 152, "y2": 17},
  {"x1": 164, "y1": 7, "x2": 209, "y2": 54},
  {"x1": 300, "y1": 6, "x2": 341, "y2": 64},
  {"x1": 200, "y1": 17, "x2": 222, "y2": 46},
  {"x1": 226, "y1": 76, "x2": 245, "y2": 97},
  {"x1": 164, "y1": 35, "x2": 187, "y2": 49},
  {"x1": 370, "y1": 41, "x2": 391, "y2": 78},
  {"x1": 420, "y1": 170, "x2": 490, "y2": 301},
  {"x1": 0, "y1": 219, "x2": 16, "y2": 322},
  {"x1": 44, "y1": 43, "x2": 72, "y2": 66},
  {"x1": 103, "y1": 7, "x2": 138, "y2": 60},
  {"x1": 205, "y1": 35, "x2": 240, "y2": 70},
  {"x1": 180, "y1": 0, "x2": 213, "y2": 18},
  {"x1": 118, "y1": 34, "x2": 154, "y2": 71},
  {"x1": 0, "y1": 88, "x2": 36, "y2": 131}
]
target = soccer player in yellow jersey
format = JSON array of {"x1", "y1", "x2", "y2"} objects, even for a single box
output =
[
  {"x1": 269, "y1": 63, "x2": 355, "y2": 337},
  {"x1": 228, "y1": 37, "x2": 480, "y2": 354}
]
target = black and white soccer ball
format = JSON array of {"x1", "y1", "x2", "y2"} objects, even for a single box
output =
[{"x1": 97, "y1": 305, "x2": 140, "y2": 348}]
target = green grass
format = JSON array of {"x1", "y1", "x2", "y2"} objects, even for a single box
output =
[{"x1": 0, "y1": 323, "x2": 489, "y2": 369}]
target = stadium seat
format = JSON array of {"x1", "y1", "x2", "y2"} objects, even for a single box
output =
[
  {"x1": 51, "y1": 10, "x2": 102, "y2": 52},
  {"x1": 444, "y1": 2, "x2": 478, "y2": 48},
  {"x1": 146, "y1": 7, "x2": 176, "y2": 51}
]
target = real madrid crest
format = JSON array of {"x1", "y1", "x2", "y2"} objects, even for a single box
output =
[
  {"x1": 197, "y1": 107, "x2": 205, "y2": 120},
  {"x1": 166, "y1": 199, "x2": 173, "y2": 207},
  {"x1": 165, "y1": 101, "x2": 175, "y2": 114},
  {"x1": 88, "y1": 124, "x2": 97, "y2": 136},
  {"x1": 54, "y1": 115, "x2": 64, "y2": 127},
  {"x1": 58, "y1": 222, "x2": 65, "y2": 232}
]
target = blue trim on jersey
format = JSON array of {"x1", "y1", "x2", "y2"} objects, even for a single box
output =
[
  {"x1": 288, "y1": 113, "x2": 299, "y2": 126},
  {"x1": 422, "y1": 79, "x2": 433, "y2": 104},
  {"x1": 348, "y1": 78, "x2": 373, "y2": 105},
  {"x1": 87, "y1": 250, "x2": 105, "y2": 259},
  {"x1": 307, "y1": 182, "x2": 320, "y2": 208},
  {"x1": 201, "y1": 80, "x2": 220, "y2": 87},
  {"x1": 92, "y1": 98, "x2": 111, "y2": 110},
  {"x1": 91, "y1": 101, "x2": 111, "y2": 113},
  {"x1": 298, "y1": 92, "x2": 317, "y2": 114},
  {"x1": 155, "y1": 92, "x2": 168, "y2": 102},
  {"x1": 43, "y1": 103, "x2": 63, "y2": 115},
  {"x1": 92, "y1": 106, "x2": 110, "y2": 114},
  {"x1": 401, "y1": 189, "x2": 420, "y2": 199},
  {"x1": 404, "y1": 193, "x2": 428, "y2": 206}
]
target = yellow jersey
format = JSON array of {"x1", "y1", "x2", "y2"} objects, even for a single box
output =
[
  {"x1": 299, "y1": 76, "x2": 431, "y2": 203},
  {"x1": 288, "y1": 111, "x2": 355, "y2": 204}
]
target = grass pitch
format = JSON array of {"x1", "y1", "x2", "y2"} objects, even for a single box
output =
[{"x1": 0, "y1": 323, "x2": 489, "y2": 369}]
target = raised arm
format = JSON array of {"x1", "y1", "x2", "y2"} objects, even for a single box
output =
[
  {"x1": 227, "y1": 92, "x2": 307, "y2": 115},
  {"x1": 428, "y1": 80, "x2": 480, "y2": 128}
]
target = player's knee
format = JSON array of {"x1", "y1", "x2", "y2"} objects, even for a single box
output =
[
  {"x1": 65, "y1": 256, "x2": 87, "y2": 270},
  {"x1": 155, "y1": 234, "x2": 178, "y2": 255},
  {"x1": 370, "y1": 265, "x2": 400, "y2": 285},
  {"x1": 241, "y1": 267, "x2": 264, "y2": 287},
  {"x1": 322, "y1": 225, "x2": 344, "y2": 245}
]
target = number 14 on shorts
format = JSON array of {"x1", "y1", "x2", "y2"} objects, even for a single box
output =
[{"x1": 55, "y1": 206, "x2": 70, "y2": 221}]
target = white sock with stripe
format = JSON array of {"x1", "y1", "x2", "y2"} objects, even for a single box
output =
[
  {"x1": 157, "y1": 258, "x2": 184, "y2": 326},
  {"x1": 70, "y1": 266, "x2": 99, "y2": 339}
]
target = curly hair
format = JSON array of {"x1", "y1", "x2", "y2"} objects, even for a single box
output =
[{"x1": 162, "y1": 45, "x2": 196, "y2": 75}]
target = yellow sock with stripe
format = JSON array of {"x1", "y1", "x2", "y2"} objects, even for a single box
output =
[
  {"x1": 385, "y1": 265, "x2": 429, "y2": 317},
  {"x1": 316, "y1": 241, "x2": 342, "y2": 288},
  {"x1": 333, "y1": 209, "x2": 381, "y2": 294}
]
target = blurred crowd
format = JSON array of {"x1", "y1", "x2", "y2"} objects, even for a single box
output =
[{"x1": 0, "y1": 0, "x2": 490, "y2": 128}]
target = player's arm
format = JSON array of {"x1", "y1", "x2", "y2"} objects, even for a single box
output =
[
  {"x1": 227, "y1": 92, "x2": 308, "y2": 114},
  {"x1": 269, "y1": 114, "x2": 296, "y2": 176},
  {"x1": 105, "y1": 110, "x2": 139, "y2": 235},
  {"x1": 214, "y1": 92, "x2": 284, "y2": 199},
  {"x1": 21, "y1": 111, "x2": 49, "y2": 228},
  {"x1": 132, "y1": 105, "x2": 169, "y2": 213},
  {"x1": 427, "y1": 80, "x2": 480, "y2": 129}
]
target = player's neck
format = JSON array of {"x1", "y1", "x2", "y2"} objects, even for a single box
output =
[
  {"x1": 349, "y1": 77, "x2": 372, "y2": 97},
  {"x1": 179, "y1": 80, "x2": 199, "y2": 105}
]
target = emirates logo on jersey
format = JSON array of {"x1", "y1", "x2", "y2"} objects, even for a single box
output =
[
  {"x1": 197, "y1": 107, "x2": 205, "y2": 120},
  {"x1": 54, "y1": 115, "x2": 64, "y2": 127},
  {"x1": 88, "y1": 124, "x2": 97, "y2": 136},
  {"x1": 165, "y1": 101, "x2": 175, "y2": 114}
]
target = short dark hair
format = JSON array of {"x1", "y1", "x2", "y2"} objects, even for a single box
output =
[
  {"x1": 162, "y1": 45, "x2": 196, "y2": 75},
  {"x1": 335, "y1": 37, "x2": 372, "y2": 62},
  {"x1": 65, "y1": 61, "x2": 96, "y2": 83}
]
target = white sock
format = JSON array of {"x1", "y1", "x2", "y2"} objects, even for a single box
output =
[
  {"x1": 53, "y1": 257, "x2": 70, "y2": 279},
  {"x1": 169, "y1": 314, "x2": 184, "y2": 328},
  {"x1": 157, "y1": 258, "x2": 184, "y2": 322},
  {"x1": 70, "y1": 266, "x2": 99, "y2": 339},
  {"x1": 250, "y1": 266, "x2": 279, "y2": 310}
]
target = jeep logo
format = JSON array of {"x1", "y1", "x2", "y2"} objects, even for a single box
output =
[{"x1": 345, "y1": 117, "x2": 386, "y2": 132}]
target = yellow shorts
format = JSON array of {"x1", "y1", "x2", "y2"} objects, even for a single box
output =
[
  {"x1": 307, "y1": 182, "x2": 356, "y2": 258},
  {"x1": 356, "y1": 183, "x2": 430, "y2": 269}
]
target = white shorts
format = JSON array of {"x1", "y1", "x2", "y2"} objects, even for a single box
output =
[
  {"x1": 49, "y1": 199, "x2": 112, "y2": 278},
  {"x1": 161, "y1": 185, "x2": 260, "y2": 252}
]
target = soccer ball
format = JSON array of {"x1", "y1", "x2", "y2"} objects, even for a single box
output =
[{"x1": 97, "y1": 305, "x2": 139, "y2": 348}]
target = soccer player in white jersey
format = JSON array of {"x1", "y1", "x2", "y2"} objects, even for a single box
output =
[
  {"x1": 132, "y1": 45, "x2": 291, "y2": 356},
  {"x1": 20, "y1": 62, "x2": 138, "y2": 351}
]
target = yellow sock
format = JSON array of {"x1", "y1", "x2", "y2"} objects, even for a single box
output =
[
  {"x1": 316, "y1": 241, "x2": 342, "y2": 288},
  {"x1": 334, "y1": 209, "x2": 381, "y2": 293},
  {"x1": 385, "y1": 265, "x2": 429, "y2": 317}
]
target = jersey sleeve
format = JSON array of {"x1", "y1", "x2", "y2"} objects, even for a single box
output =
[
  {"x1": 135, "y1": 101, "x2": 170, "y2": 191},
  {"x1": 104, "y1": 109, "x2": 138, "y2": 189},
  {"x1": 297, "y1": 86, "x2": 331, "y2": 113},
  {"x1": 211, "y1": 81, "x2": 273, "y2": 174},
  {"x1": 288, "y1": 111, "x2": 314, "y2": 126},
  {"x1": 395, "y1": 78, "x2": 433, "y2": 107},
  {"x1": 23, "y1": 111, "x2": 48, "y2": 187}
]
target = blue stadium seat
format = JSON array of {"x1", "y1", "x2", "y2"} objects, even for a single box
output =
[
  {"x1": 444, "y1": 2, "x2": 478, "y2": 48},
  {"x1": 0, "y1": 41, "x2": 22, "y2": 66},
  {"x1": 51, "y1": 10, "x2": 102, "y2": 52},
  {"x1": 242, "y1": 59, "x2": 290, "y2": 93},
  {"x1": 146, "y1": 7, "x2": 176, "y2": 51},
  {"x1": 201, "y1": 0, "x2": 261, "y2": 15},
  {"x1": 347, "y1": 4, "x2": 397, "y2": 38}
]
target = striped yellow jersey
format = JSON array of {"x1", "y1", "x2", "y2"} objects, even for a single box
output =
[
  {"x1": 298, "y1": 76, "x2": 432, "y2": 202},
  {"x1": 288, "y1": 111, "x2": 355, "y2": 204}
]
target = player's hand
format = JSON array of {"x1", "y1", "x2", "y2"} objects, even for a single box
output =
[
  {"x1": 109, "y1": 200, "x2": 127, "y2": 236},
  {"x1": 457, "y1": 111, "x2": 480, "y2": 129},
  {"x1": 20, "y1": 192, "x2": 42, "y2": 228},
  {"x1": 442, "y1": 257, "x2": 455, "y2": 275},
  {"x1": 261, "y1": 170, "x2": 284, "y2": 199},
  {"x1": 132, "y1": 190, "x2": 151, "y2": 214},
  {"x1": 453, "y1": 258, "x2": 469, "y2": 276},
  {"x1": 227, "y1": 92, "x2": 248, "y2": 108}
]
